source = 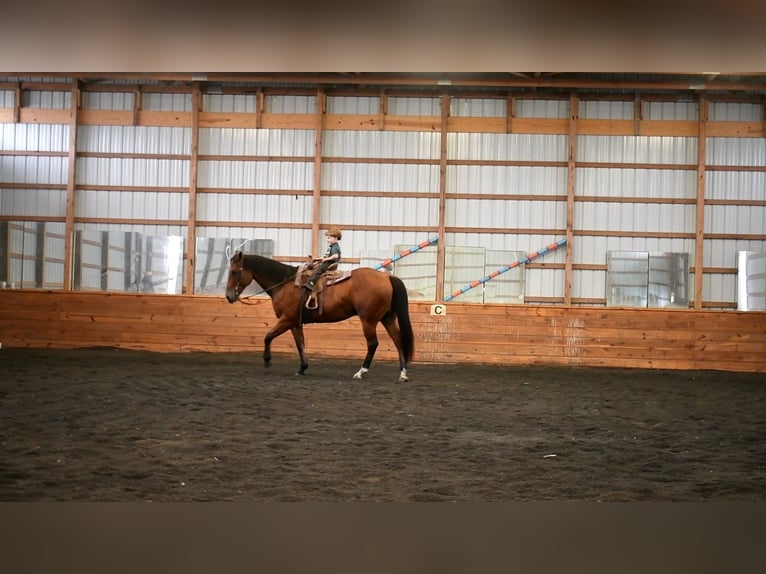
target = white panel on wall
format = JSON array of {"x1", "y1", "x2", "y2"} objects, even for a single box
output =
[
  {"x1": 77, "y1": 158, "x2": 190, "y2": 187},
  {"x1": 449, "y1": 165, "x2": 568, "y2": 195},
  {"x1": 78, "y1": 126, "x2": 191, "y2": 154},
  {"x1": 450, "y1": 98, "x2": 505, "y2": 117},
  {"x1": 388, "y1": 97, "x2": 440, "y2": 116},
  {"x1": 0, "y1": 123, "x2": 69, "y2": 152},
  {"x1": 320, "y1": 196, "x2": 437, "y2": 228},
  {"x1": 515, "y1": 99, "x2": 569, "y2": 118},
  {"x1": 0, "y1": 155, "x2": 68, "y2": 184},
  {"x1": 580, "y1": 100, "x2": 633, "y2": 119},
  {"x1": 326, "y1": 96, "x2": 379, "y2": 114},
  {"x1": 203, "y1": 94, "x2": 257, "y2": 113},
  {"x1": 578, "y1": 135, "x2": 697, "y2": 164},
  {"x1": 707, "y1": 138, "x2": 766, "y2": 166},
  {"x1": 709, "y1": 102, "x2": 764, "y2": 121},
  {"x1": 199, "y1": 128, "x2": 314, "y2": 157},
  {"x1": 449, "y1": 133, "x2": 568, "y2": 161},
  {"x1": 644, "y1": 101, "x2": 698, "y2": 120},
  {"x1": 576, "y1": 167, "x2": 697, "y2": 199},
  {"x1": 142, "y1": 93, "x2": 192, "y2": 111},
  {"x1": 25, "y1": 90, "x2": 71, "y2": 109},
  {"x1": 197, "y1": 193, "x2": 311, "y2": 224},
  {"x1": 0, "y1": 188, "x2": 66, "y2": 217},
  {"x1": 198, "y1": 160, "x2": 313, "y2": 190},
  {"x1": 82, "y1": 91, "x2": 134, "y2": 110},
  {"x1": 265, "y1": 95, "x2": 316, "y2": 113},
  {"x1": 447, "y1": 198, "x2": 565, "y2": 229},
  {"x1": 76, "y1": 190, "x2": 188, "y2": 220},
  {"x1": 323, "y1": 131, "x2": 440, "y2": 159},
  {"x1": 707, "y1": 171, "x2": 766, "y2": 200},
  {"x1": 321, "y1": 163, "x2": 439, "y2": 192}
]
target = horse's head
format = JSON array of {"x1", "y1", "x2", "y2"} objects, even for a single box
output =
[{"x1": 225, "y1": 250, "x2": 254, "y2": 303}]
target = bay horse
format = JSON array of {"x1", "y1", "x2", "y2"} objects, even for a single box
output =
[{"x1": 225, "y1": 251, "x2": 414, "y2": 382}]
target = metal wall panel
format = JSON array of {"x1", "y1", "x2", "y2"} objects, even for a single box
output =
[
  {"x1": 451, "y1": 98, "x2": 504, "y2": 117},
  {"x1": 200, "y1": 128, "x2": 315, "y2": 156},
  {"x1": 326, "y1": 96, "x2": 379, "y2": 114},
  {"x1": 576, "y1": 167, "x2": 696, "y2": 199},
  {"x1": 580, "y1": 100, "x2": 633, "y2": 119},
  {"x1": 142, "y1": 93, "x2": 192, "y2": 111},
  {"x1": 321, "y1": 162, "x2": 438, "y2": 192},
  {"x1": 78, "y1": 126, "x2": 191, "y2": 154},
  {"x1": 265, "y1": 95, "x2": 315, "y2": 113},
  {"x1": 204, "y1": 94, "x2": 257, "y2": 113},
  {"x1": 707, "y1": 137, "x2": 766, "y2": 166},
  {"x1": 323, "y1": 130, "x2": 439, "y2": 159},
  {"x1": 515, "y1": 99, "x2": 569, "y2": 118},
  {"x1": 709, "y1": 102, "x2": 763, "y2": 121},
  {"x1": 578, "y1": 135, "x2": 697, "y2": 163},
  {"x1": 82, "y1": 91, "x2": 133, "y2": 110},
  {"x1": 388, "y1": 97, "x2": 440, "y2": 116},
  {"x1": 1, "y1": 123, "x2": 69, "y2": 151},
  {"x1": 450, "y1": 133, "x2": 568, "y2": 161},
  {"x1": 644, "y1": 101, "x2": 698, "y2": 120},
  {"x1": 0, "y1": 189, "x2": 66, "y2": 217}
]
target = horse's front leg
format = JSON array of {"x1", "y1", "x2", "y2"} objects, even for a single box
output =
[
  {"x1": 290, "y1": 326, "x2": 309, "y2": 375},
  {"x1": 263, "y1": 317, "x2": 293, "y2": 367}
]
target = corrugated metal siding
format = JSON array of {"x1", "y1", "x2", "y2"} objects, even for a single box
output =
[
  {"x1": 2, "y1": 91, "x2": 764, "y2": 305},
  {"x1": 578, "y1": 135, "x2": 697, "y2": 163}
]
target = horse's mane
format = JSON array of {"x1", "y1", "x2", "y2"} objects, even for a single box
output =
[{"x1": 243, "y1": 253, "x2": 298, "y2": 282}]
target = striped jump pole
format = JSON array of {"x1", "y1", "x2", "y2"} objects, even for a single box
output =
[
  {"x1": 374, "y1": 236, "x2": 439, "y2": 270},
  {"x1": 443, "y1": 238, "x2": 567, "y2": 302}
]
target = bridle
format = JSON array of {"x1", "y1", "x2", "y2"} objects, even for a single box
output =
[{"x1": 228, "y1": 257, "x2": 297, "y2": 303}]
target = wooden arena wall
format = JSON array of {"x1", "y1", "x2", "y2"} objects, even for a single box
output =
[{"x1": 1, "y1": 290, "x2": 764, "y2": 373}]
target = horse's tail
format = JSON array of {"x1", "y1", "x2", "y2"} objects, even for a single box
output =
[{"x1": 389, "y1": 275, "x2": 414, "y2": 363}]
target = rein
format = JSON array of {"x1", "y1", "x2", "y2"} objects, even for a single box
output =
[{"x1": 234, "y1": 273, "x2": 297, "y2": 304}]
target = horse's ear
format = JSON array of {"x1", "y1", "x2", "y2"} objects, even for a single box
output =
[{"x1": 231, "y1": 250, "x2": 243, "y2": 263}]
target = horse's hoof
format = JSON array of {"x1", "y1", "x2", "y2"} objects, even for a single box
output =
[{"x1": 398, "y1": 375, "x2": 409, "y2": 383}]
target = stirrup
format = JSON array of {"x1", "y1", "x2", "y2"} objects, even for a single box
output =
[{"x1": 305, "y1": 294, "x2": 318, "y2": 310}]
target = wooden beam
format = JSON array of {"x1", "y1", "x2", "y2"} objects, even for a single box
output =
[
  {"x1": 13, "y1": 82, "x2": 20, "y2": 123},
  {"x1": 63, "y1": 80, "x2": 79, "y2": 291},
  {"x1": 436, "y1": 94, "x2": 449, "y2": 303},
  {"x1": 255, "y1": 88, "x2": 263, "y2": 129},
  {"x1": 132, "y1": 86, "x2": 141, "y2": 126},
  {"x1": 311, "y1": 89, "x2": 325, "y2": 258},
  {"x1": 565, "y1": 93, "x2": 578, "y2": 306},
  {"x1": 185, "y1": 83, "x2": 201, "y2": 294},
  {"x1": 695, "y1": 95, "x2": 707, "y2": 310}
]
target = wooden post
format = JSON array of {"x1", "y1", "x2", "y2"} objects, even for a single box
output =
[
  {"x1": 436, "y1": 94, "x2": 449, "y2": 302},
  {"x1": 379, "y1": 90, "x2": 387, "y2": 130},
  {"x1": 311, "y1": 89, "x2": 325, "y2": 257},
  {"x1": 565, "y1": 93, "x2": 578, "y2": 305},
  {"x1": 506, "y1": 95, "x2": 514, "y2": 133},
  {"x1": 62, "y1": 79, "x2": 79, "y2": 290},
  {"x1": 185, "y1": 83, "x2": 201, "y2": 294},
  {"x1": 132, "y1": 86, "x2": 141, "y2": 126},
  {"x1": 694, "y1": 94, "x2": 708, "y2": 309},
  {"x1": 12, "y1": 82, "x2": 21, "y2": 123},
  {"x1": 255, "y1": 88, "x2": 263, "y2": 129}
]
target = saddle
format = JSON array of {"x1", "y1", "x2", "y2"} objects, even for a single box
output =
[{"x1": 295, "y1": 261, "x2": 346, "y2": 312}]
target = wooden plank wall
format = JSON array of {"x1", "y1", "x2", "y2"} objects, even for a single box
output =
[{"x1": 1, "y1": 291, "x2": 764, "y2": 373}]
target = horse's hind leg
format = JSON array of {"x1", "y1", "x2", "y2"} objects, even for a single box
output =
[
  {"x1": 352, "y1": 321, "x2": 379, "y2": 380},
  {"x1": 290, "y1": 326, "x2": 309, "y2": 375},
  {"x1": 382, "y1": 316, "x2": 408, "y2": 382}
]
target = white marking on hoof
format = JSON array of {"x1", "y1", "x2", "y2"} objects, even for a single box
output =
[
  {"x1": 353, "y1": 367, "x2": 368, "y2": 380},
  {"x1": 398, "y1": 369, "x2": 409, "y2": 382}
]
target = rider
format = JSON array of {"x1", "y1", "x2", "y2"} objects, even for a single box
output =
[{"x1": 304, "y1": 227, "x2": 342, "y2": 291}]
